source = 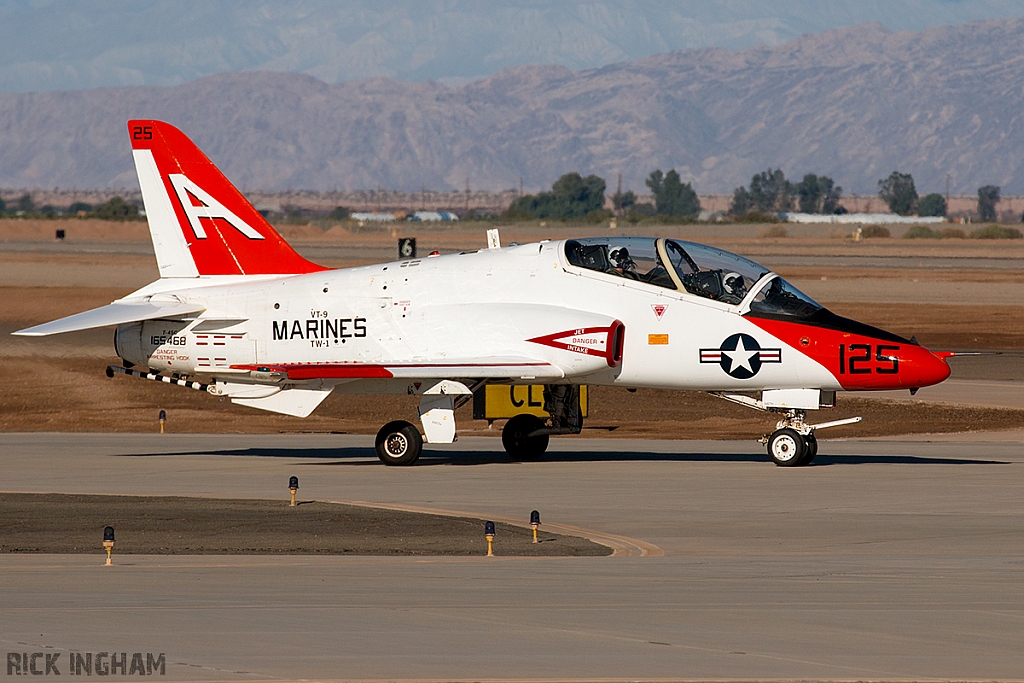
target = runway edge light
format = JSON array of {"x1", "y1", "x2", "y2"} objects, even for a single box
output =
[
  {"x1": 289, "y1": 476, "x2": 299, "y2": 507},
  {"x1": 102, "y1": 526, "x2": 115, "y2": 566},
  {"x1": 485, "y1": 521, "x2": 495, "y2": 557},
  {"x1": 530, "y1": 510, "x2": 540, "y2": 543},
  {"x1": 158, "y1": 409, "x2": 166, "y2": 434}
]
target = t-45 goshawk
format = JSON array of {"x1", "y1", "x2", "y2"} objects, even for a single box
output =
[{"x1": 15, "y1": 121, "x2": 953, "y2": 466}]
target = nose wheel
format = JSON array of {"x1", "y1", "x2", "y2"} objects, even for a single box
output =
[
  {"x1": 767, "y1": 427, "x2": 805, "y2": 466},
  {"x1": 767, "y1": 428, "x2": 817, "y2": 467}
]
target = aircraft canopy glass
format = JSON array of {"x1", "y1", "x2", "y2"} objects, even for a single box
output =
[{"x1": 563, "y1": 237, "x2": 823, "y2": 316}]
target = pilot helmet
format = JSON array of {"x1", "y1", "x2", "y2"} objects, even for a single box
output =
[
  {"x1": 608, "y1": 245, "x2": 636, "y2": 271},
  {"x1": 722, "y1": 271, "x2": 746, "y2": 297}
]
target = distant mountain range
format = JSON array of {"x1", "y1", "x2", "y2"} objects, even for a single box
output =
[
  {"x1": 1, "y1": 1, "x2": 1017, "y2": 92},
  {"x1": 1, "y1": 18, "x2": 1023, "y2": 194}
]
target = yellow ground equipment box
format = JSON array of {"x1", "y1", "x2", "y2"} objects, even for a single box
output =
[{"x1": 473, "y1": 385, "x2": 588, "y2": 420}]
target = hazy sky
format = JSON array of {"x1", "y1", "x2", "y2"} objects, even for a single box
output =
[{"x1": 0, "y1": 0, "x2": 1022, "y2": 92}]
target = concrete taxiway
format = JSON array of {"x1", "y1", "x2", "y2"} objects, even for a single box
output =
[{"x1": 2, "y1": 432, "x2": 1023, "y2": 681}]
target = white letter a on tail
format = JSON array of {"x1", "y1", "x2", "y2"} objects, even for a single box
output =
[{"x1": 168, "y1": 173, "x2": 265, "y2": 240}]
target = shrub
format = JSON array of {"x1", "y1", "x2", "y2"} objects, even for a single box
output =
[
  {"x1": 972, "y1": 224, "x2": 1023, "y2": 239},
  {"x1": 327, "y1": 206, "x2": 350, "y2": 220},
  {"x1": 498, "y1": 206, "x2": 533, "y2": 221},
  {"x1": 860, "y1": 224, "x2": 890, "y2": 238},
  {"x1": 93, "y1": 196, "x2": 140, "y2": 220},
  {"x1": 732, "y1": 210, "x2": 781, "y2": 224},
  {"x1": 759, "y1": 225, "x2": 788, "y2": 238},
  {"x1": 938, "y1": 227, "x2": 966, "y2": 239},
  {"x1": 583, "y1": 208, "x2": 614, "y2": 224},
  {"x1": 904, "y1": 225, "x2": 936, "y2": 239}
]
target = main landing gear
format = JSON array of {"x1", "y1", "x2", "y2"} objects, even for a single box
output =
[
  {"x1": 502, "y1": 414, "x2": 549, "y2": 460},
  {"x1": 375, "y1": 420, "x2": 423, "y2": 466},
  {"x1": 373, "y1": 382, "x2": 582, "y2": 466},
  {"x1": 501, "y1": 385, "x2": 584, "y2": 461},
  {"x1": 372, "y1": 384, "x2": 581, "y2": 466}
]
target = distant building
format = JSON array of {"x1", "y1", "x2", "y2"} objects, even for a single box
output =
[
  {"x1": 409, "y1": 211, "x2": 459, "y2": 222},
  {"x1": 782, "y1": 212, "x2": 945, "y2": 225},
  {"x1": 350, "y1": 212, "x2": 397, "y2": 222}
]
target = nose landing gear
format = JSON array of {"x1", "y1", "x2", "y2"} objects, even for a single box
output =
[
  {"x1": 763, "y1": 409, "x2": 853, "y2": 467},
  {"x1": 767, "y1": 426, "x2": 818, "y2": 467}
]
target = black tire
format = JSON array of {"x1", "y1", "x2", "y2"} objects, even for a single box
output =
[
  {"x1": 767, "y1": 427, "x2": 806, "y2": 467},
  {"x1": 502, "y1": 414, "x2": 549, "y2": 461},
  {"x1": 375, "y1": 420, "x2": 423, "y2": 466},
  {"x1": 800, "y1": 433, "x2": 818, "y2": 466}
]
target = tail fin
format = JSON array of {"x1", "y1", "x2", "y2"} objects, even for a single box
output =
[{"x1": 129, "y1": 120, "x2": 327, "y2": 277}]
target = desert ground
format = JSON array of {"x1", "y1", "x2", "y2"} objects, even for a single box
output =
[{"x1": 2, "y1": 218, "x2": 1023, "y2": 439}]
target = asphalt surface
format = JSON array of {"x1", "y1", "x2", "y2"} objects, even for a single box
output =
[{"x1": 2, "y1": 432, "x2": 1023, "y2": 681}]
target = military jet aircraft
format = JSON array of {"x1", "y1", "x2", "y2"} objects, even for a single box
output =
[{"x1": 14, "y1": 120, "x2": 953, "y2": 466}]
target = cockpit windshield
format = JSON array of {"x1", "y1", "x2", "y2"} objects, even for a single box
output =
[
  {"x1": 746, "y1": 276, "x2": 823, "y2": 319},
  {"x1": 666, "y1": 240, "x2": 768, "y2": 305},
  {"x1": 562, "y1": 236, "x2": 824, "y2": 318}
]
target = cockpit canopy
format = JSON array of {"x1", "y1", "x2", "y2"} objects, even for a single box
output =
[{"x1": 564, "y1": 237, "x2": 822, "y2": 318}]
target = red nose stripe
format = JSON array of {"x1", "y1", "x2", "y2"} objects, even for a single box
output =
[{"x1": 746, "y1": 316, "x2": 951, "y2": 390}]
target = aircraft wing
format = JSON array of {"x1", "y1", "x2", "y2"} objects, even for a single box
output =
[
  {"x1": 12, "y1": 301, "x2": 206, "y2": 336},
  {"x1": 234, "y1": 358, "x2": 566, "y2": 381}
]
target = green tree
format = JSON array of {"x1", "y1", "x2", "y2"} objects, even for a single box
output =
[
  {"x1": 748, "y1": 168, "x2": 793, "y2": 212},
  {"x1": 17, "y1": 193, "x2": 35, "y2": 213},
  {"x1": 729, "y1": 186, "x2": 751, "y2": 215},
  {"x1": 0, "y1": 196, "x2": 6, "y2": 213},
  {"x1": 328, "y1": 206, "x2": 350, "y2": 220},
  {"x1": 795, "y1": 173, "x2": 842, "y2": 214},
  {"x1": 504, "y1": 172, "x2": 606, "y2": 220},
  {"x1": 646, "y1": 169, "x2": 700, "y2": 217},
  {"x1": 93, "y1": 196, "x2": 139, "y2": 220},
  {"x1": 917, "y1": 193, "x2": 947, "y2": 217},
  {"x1": 820, "y1": 177, "x2": 843, "y2": 213},
  {"x1": 878, "y1": 171, "x2": 918, "y2": 216},
  {"x1": 796, "y1": 173, "x2": 820, "y2": 213},
  {"x1": 612, "y1": 189, "x2": 636, "y2": 214},
  {"x1": 977, "y1": 185, "x2": 1000, "y2": 222}
]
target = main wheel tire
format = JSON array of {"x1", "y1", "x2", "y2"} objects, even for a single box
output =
[
  {"x1": 800, "y1": 433, "x2": 818, "y2": 466},
  {"x1": 375, "y1": 420, "x2": 423, "y2": 466},
  {"x1": 502, "y1": 414, "x2": 550, "y2": 461},
  {"x1": 767, "y1": 427, "x2": 806, "y2": 467}
]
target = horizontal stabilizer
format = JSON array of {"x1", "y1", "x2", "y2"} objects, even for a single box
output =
[{"x1": 12, "y1": 301, "x2": 205, "y2": 337}]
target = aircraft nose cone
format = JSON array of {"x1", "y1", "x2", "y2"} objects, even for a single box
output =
[{"x1": 912, "y1": 348, "x2": 952, "y2": 388}]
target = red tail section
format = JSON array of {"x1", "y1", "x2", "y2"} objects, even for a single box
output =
[{"x1": 128, "y1": 120, "x2": 327, "y2": 277}]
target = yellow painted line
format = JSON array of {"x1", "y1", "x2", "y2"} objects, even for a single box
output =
[{"x1": 337, "y1": 500, "x2": 664, "y2": 557}]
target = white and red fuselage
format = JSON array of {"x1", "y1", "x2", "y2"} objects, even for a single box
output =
[
  {"x1": 14, "y1": 120, "x2": 951, "y2": 464},
  {"x1": 110, "y1": 238, "x2": 951, "y2": 397}
]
